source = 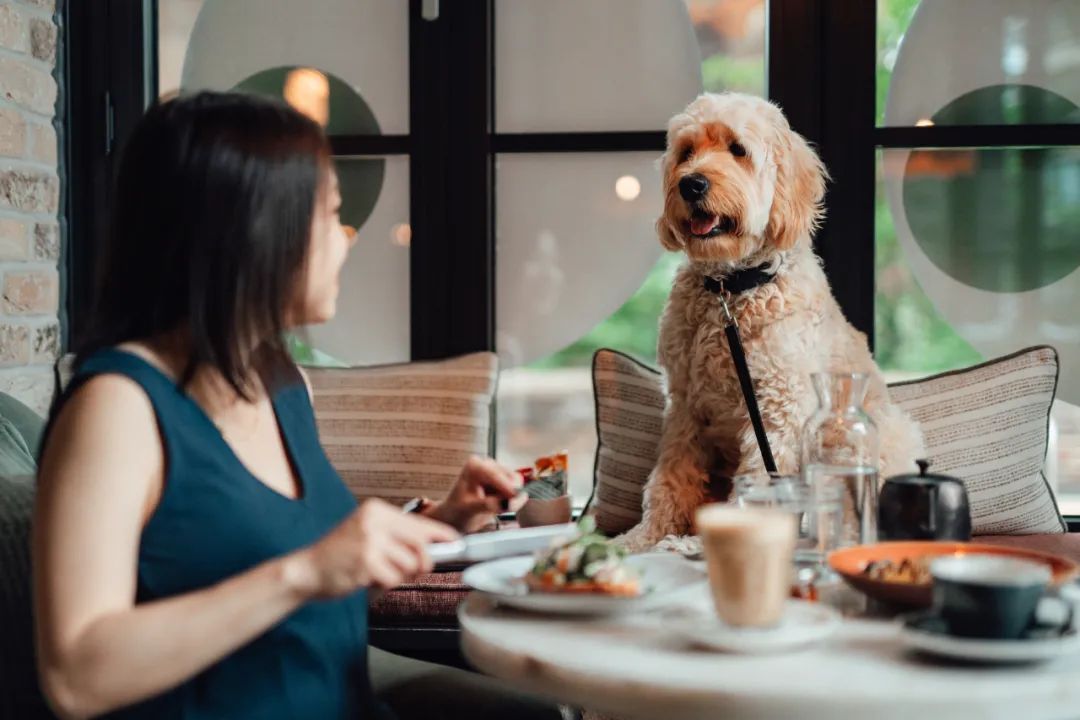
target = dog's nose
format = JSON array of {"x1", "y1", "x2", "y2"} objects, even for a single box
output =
[{"x1": 679, "y1": 173, "x2": 709, "y2": 202}]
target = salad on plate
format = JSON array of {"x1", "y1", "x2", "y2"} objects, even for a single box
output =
[{"x1": 524, "y1": 518, "x2": 642, "y2": 597}]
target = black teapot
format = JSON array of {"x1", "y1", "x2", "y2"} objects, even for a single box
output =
[{"x1": 878, "y1": 460, "x2": 972, "y2": 541}]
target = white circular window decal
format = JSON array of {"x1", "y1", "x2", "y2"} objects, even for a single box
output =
[
  {"x1": 494, "y1": 0, "x2": 703, "y2": 367},
  {"x1": 181, "y1": 0, "x2": 410, "y2": 367},
  {"x1": 884, "y1": 0, "x2": 1080, "y2": 402}
]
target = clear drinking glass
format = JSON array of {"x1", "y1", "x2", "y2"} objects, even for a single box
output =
[
  {"x1": 732, "y1": 472, "x2": 794, "y2": 508},
  {"x1": 776, "y1": 477, "x2": 841, "y2": 567},
  {"x1": 733, "y1": 474, "x2": 843, "y2": 568},
  {"x1": 801, "y1": 372, "x2": 880, "y2": 546}
]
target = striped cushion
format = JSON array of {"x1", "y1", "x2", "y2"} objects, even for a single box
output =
[
  {"x1": 305, "y1": 353, "x2": 498, "y2": 506},
  {"x1": 589, "y1": 349, "x2": 665, "y2": 535},
  {"x1": 589, "y1": 346, "x2": 1065, "y2": 537},
  {"x1": 889, "y1": 346, "x2": 1066, "y2": 535}
]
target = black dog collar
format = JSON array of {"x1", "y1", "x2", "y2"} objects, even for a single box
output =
[{"x1": 702, "y1": 262, "x2": 777, "y2": 295}]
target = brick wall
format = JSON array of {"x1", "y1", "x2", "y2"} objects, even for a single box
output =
[{"x1": 0, "y1": 0, "x2": 58, "y2": 416}]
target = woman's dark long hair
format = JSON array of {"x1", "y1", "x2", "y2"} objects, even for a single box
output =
[{"x1": 76, "y1": 91, "x2": 330, "y2": 398}]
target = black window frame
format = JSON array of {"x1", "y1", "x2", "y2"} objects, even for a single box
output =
[
  {"x1": 770, "y1": 0, "x2": 1080, "y2": 347},
  {"x1": 66, "y1": 1, "x2": 1080, "y2": 534},
  {"x1": 64, "y1": 0, "x2": 156, "y2": 348},
  {"x1": 64, "y1": 0, "x2": 674, "y2": 358}
]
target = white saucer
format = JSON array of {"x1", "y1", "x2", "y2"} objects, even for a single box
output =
[
  {"x1": 664, "y1": 600, "x2": 841, "y2": 654},
  {"x1": 899, "y1": 616, "x2": 1080, "y2": 664},
  {"x1": 462, "y1": 553, "x2": 706, "y2": 615}
]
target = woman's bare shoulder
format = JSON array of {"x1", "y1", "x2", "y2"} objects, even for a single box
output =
[
  {"x1": 47, "y1": 373, "x2": 160, "y2": 455},
  {"x1": 39, "y1": 368, "x2": 166, "y2": 519},
  {"x1": 43, "y1": 346, "x2": 166, "y2": 478}
]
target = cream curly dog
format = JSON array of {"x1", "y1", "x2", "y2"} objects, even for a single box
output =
[{"x1": 618, "y1": 93, "x2": 924, "y2": 552}]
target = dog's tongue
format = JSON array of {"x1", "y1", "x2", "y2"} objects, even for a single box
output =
[{"x1": 691, "y1": 213, "x2": 720, "y2": 236}]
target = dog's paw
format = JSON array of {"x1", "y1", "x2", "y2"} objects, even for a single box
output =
[
  {"x1": 651, "y1": 534, "x2": 703, "y2": 557},
  {"x1": 612, "y1": 526, "x2": 661, "y2": 554}
]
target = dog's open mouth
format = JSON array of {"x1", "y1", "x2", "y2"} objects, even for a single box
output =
[{"x1": 688, "y1": 211, "x2": 736, "y2": 239}]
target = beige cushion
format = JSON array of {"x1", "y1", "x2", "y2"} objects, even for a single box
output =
[
  {"x1": 306, "y1": 352, "x2": 498, "y2": 506},
  {"x1": 588, "y1": 349, "x2": 665, "y2": 535},
  {"x1": 889, "y1": 346, "x2": 1066, "y2": 535},
  {"x1": 589, "y1": 346, "x2": 1066, "y2": 537}
]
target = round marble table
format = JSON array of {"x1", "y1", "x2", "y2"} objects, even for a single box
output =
[{"x1": 459, "y1": 584, "x2": 1080, "y2": 720}]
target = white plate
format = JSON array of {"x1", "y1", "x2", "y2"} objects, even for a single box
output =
[
  {"x1": 463, "y1": 553, "x2": 706, "y2": 615},
  {"x1": 899, "y1": 617, "x2": 1080, "y2": 663},
  {"x1": 664, "y1": 600, "x2": 841, "y2": 654}
]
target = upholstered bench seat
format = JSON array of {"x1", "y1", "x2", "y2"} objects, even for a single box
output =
[
  {"x1": 371, "y1": 520, "x2": 521, "y2": 628},
  {"x1": 370, "y1": 571, "x2": 470, "y2": 626}
]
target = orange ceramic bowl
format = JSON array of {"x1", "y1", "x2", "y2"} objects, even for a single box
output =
[{"x1": 828, "y1": 541, "x2": 1080, "y2": 608}]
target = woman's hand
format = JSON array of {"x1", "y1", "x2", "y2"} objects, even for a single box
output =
[
  {"x1": 424, "y1": 456, "x2": 526, "y2": 533},
  {"x1": 289, "y1": 499, "x2": 459, "y2": 600}
]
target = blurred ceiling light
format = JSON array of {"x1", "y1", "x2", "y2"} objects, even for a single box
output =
[
  {"x1": 915, "y1": 118, "x2": 935, "y2": 127},
  {"x1": 614, "y1": 174, "x2": 641, "y2": 201},
  {"x1": 392, "y1": 223, "x2": 412, "y2": 247},
  {"x1": 283, "y1": 68, "x2": 330, "y2": 127}
]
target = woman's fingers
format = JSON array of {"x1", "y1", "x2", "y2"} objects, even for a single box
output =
[
  {"x1": 455, "y1": 497, "x2": 500, "y2": 521},
  {"x1": 388, "y1": 513, "x2": 455, "y2": 574},
  {"x1": 507, "y1": 492, "x2": 528, "y2": 513},
  {"x1": 381, "y1": 541, "x2": 422, "y2": 579},
  {"x1": 464, "y1": 456, "x2": 523, "y2": 498},
  {"x1": 365, "y1": 554, "x2": 404, "y2": 590},
  {"x1": 401, "y1": 512, "x2": 460, "y2": 544},
  {"x1": 386, "y1": 523, "x2": 438, "y2": 575}
]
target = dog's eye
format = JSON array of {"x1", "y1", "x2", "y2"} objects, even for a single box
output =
[
  {"x1": 730, "y1": 142, "x2": 747, "y2": 158},
  {"x1": 679, "y1": 146, "x2": 694, "y2": 163}
]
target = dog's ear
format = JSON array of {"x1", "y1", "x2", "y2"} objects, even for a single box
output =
[
  {"x1": 656, "y1": 216, "x2": 682, "y2": 251},
  {"x1": 764, "y1": 128, "x2": 828, "y2": 250}
]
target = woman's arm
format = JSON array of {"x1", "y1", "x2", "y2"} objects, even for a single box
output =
[{"x1": 34, "y1": 375, "x2": 455, "y2": 720}]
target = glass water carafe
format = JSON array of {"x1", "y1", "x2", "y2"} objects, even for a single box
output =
[{"x1": 801, "y1": 373, "x2": 879, "y2": 546}]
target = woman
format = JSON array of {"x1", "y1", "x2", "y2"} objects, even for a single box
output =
[{"x1": 33, "y1": 93, "x2": 558, "y2": 720}]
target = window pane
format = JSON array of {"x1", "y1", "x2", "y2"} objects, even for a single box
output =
[
  {"x1": 878, "y1": 0, "x2": 1080, "y2": 127},
  {"x1": 692, "y1": 0, "x2": 766, "y2": 95},
  {"x1": 494, "y1": 0, "x2": 704, "y2": 132},
  {"x1": 497, "y1": 256, "x2": 682, "y2": 501},
  {"x1": 294, "y1": 156, "x2": 410, "y2": 367},
  {"x1": 157, "y1": 0, "x2": 409, "y2": 133},
  {"x1": 496, "y1": 1, "x2": 767, "y2": 500},
  {"x1": 875, "y1": 146, "x2": 1080, "y2": 509},
  {"x1": 158, "y1": 0, "x2": 204, "y2": 99},
  {"x1": 494, "y1": 152, "x2": 666, "y2": 500},
  {"x1": 495, "y1": 153, "x2": 665, "y2": 367}
]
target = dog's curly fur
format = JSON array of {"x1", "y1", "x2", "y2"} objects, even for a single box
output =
[{"x1": 618, "y1": 93, "x2": 925, "y2": 552}]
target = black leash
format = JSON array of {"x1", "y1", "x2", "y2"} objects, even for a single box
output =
[{"x1": 703, "y1": 267, "x2": 778, "y2": 474}]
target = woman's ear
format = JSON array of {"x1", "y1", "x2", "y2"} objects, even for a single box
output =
[{"x1": 764, "y1": 128, "x2": 828, "y2": 251}]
